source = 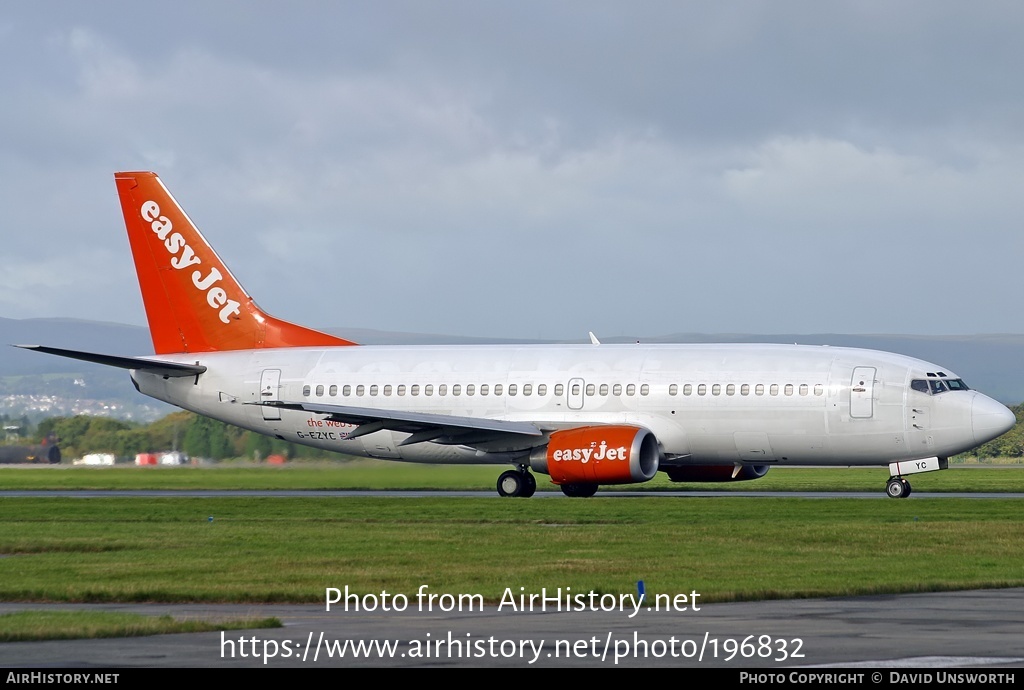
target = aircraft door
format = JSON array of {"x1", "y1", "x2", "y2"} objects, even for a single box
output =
[
  {"x1": 260, "y1": 369, "x2": 282, "y2": 421},
  {"x1": 850, "y1": 367, "x2": 876, "y2": 419},
  {"x1": 567, "y1": 377, "x2": 585, "y2": 410}
]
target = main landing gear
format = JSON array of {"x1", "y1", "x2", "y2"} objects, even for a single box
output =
[
  {"x1": 559, "y1": 483, "x2": 598, "y2": 498},
  {"x1": 886, "y1": 476, "x2": 912, "y2": 499},
  {"x1": 497, "y1": 467, "x2": 537, "y2": 498}
]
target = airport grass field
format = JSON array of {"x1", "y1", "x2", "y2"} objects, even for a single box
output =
[
  {"x1": 3, "y1": 461, "x2": 1024, "y2": 492},
  {"x1": 0, "y1": 465, "x2": 1022, "y2": 606}
]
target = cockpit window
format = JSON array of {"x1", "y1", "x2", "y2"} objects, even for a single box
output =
[{"x1": 912, "y1": 378, "x2": 970, "y2": 394}]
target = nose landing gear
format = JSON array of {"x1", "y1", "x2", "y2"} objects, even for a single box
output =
[{"x1": 885, "y1": 476, "x2": 912, "y2": 499}]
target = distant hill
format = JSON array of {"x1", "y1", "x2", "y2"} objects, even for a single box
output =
[{"x1": 3, "y1": 319, "x2": 1023, "y2": 417}]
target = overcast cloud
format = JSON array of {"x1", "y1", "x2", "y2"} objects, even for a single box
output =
[{"x1": 2, "y1": 1, "x2": 1023, "y2": 342}]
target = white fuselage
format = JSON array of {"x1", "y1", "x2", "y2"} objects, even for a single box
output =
[{"x1": 129, "y1": 342, "x2": 1011, "y2": 469}]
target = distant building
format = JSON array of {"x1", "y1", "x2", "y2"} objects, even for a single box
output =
[{"x1": 75, "y1": 453, "x2": 115, "y2": 466}]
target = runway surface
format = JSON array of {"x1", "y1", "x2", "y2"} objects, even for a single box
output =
[
  {"x1": 0, "y1": 589, "x2": 1022, "y2": 668},
  {"x1": 3, "y1": 490, "x2": 1024, "y2": 498}
]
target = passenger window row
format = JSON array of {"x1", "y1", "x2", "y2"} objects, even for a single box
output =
[
  {"x1": 680, "y1": 383, "x2": 824, "y2": 397},
  {"x1": 300, "y1": 381, "x2": 824, "y2": 398}
]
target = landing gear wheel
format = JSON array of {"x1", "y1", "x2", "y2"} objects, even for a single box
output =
[
  {"x1": 497, "y1": 470, "x2": 524, "y2": 497},
  {"x1": 886, "y1": 477, "x2": 907, "y2": 499},
  {"x1": 560, "y1": 482, "x2": 598, "y2": 498},
  {"x1": 520, "y1": 472, "x2": 537, "y2": 498}
]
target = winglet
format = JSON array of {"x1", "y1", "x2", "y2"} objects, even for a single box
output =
[{"x1": 114, "y1": 171, "x2": 357, "y2": 354}]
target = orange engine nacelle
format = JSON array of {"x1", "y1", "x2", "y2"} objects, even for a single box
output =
[
  {"x1": 664, "y1": 465, "x2": 770, "y2": 482},
  {"x1": 530, "y1": 426, "x2": 661, "y2": 485}
]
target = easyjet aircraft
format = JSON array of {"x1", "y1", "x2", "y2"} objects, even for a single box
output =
[{"x1": 21, "y1": 172, "x2": 1016, "y2": 498}]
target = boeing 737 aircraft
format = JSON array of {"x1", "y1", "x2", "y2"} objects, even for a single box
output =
[{"x1": 20, "y1": 172, "x2": 1016, "y2": 498}]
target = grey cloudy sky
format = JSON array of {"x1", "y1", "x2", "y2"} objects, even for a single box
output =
[{"x1": 2, "y1": 2, "x2": 1023, "y2": 341}]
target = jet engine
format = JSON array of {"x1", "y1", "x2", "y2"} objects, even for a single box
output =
[
  {"x1": 530, "y1": 425, "x2": 660, "y2": 485},
  {"x1": 664, "y1": 464, "x2": 770, "y2": 482}
]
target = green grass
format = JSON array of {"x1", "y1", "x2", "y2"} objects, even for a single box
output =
[
  {"x1": 0, "y1": 609, "x2": 281, "y2": 642},
  {"x1": 1, "y1": 463, "x2": 1022, "y2": 492},
  {"x1": 0, "y1": 497, "x2": 1021, "y2": 604}
]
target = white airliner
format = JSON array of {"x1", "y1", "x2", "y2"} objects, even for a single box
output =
[{"x1": 21, "y1": 172, "x2": 1016, "y2": 498}]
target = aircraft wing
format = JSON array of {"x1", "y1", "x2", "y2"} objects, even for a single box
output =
[
  {"x1": 13, "y1": 345, "x2": 207, "y2": 378},
  {"x1": 263, "y1": 400, "x2": 546, "y2": 447}
]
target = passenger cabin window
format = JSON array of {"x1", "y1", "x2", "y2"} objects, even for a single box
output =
[
  {"x1": 438, "y1": 384, "x2": 447, "y2": 396},
  {"x1": 508, "y1": 384, "x2": 518, "y2": 396},
  {"x1": 553, "y1": 384, "x2": 562, "y2": 396},
  {"x1": 303, "y1": 385, "x2": 311, "y2": 397},
  {"x1": 697, "y1": 384, "x2": 707, "y2": 396},
  {"x1": 343, "y1": 385, "x2": 351, "y2": 396},
  {"x1": 522, "y1": 384, "x2": 532, "y2": 396},
  {"x1": 495, "y1": 384, "x2": 503, "y2": 396},
  {"x1": 683, "y1": 384, "x2": 692, "y2": 396},
  {"x1": 799, "y1": 384, "x2": 808, "y2": 396},
  {"x1": 411, "y1": 384, "x2": 420, "y2": 396},
  {"x1": 586, "y1": 384, "x2": 595, "y2": 396},
  {"x1": 397, "y1": 385, "x2": 406, "y2": 396},
  {"x1": 784, "y1": 384, "x2": 793, "y2": 396},
  {"x1": 740, "y1": 384, "x2": 750, "y2": 396},
  {"x1": 452, "y1": 384, "x2": 461, "y2": 396},
  {"x1": 383, "y1": 385, "x2": 392, "y2": 396},
  {"x1": 726, "y1": 384, "x2": 735, "y2": 396},
  {"x1": 640, "y1": 384, "x2": 650, "y2": 396},
  {"x1": 329, "y1": 384, "x2": 338, "y2": 396},
  {"x1": 466, "y1": 384, "x2": 475, "y2": 396},
  {"x1": 600, "y1": 384, "x2": 610, "y2": 395},
  {"x1": 369, "y1": 385, "x2": 378, "y2": 396},
  {"x1": 315, "y1": 385, "x2": 324, "y2": 397},
  {"x1": 755, "y1": 384, "x2": 764, "y2": 396},
  {"x1": 356, "y1": 385, "x2": 365, "y2": 396},
  {"x1": 613, "y1": 384, "x2": 622, "y2": 395},
  {"x1": 770, "y1": 384, "x2": 779, "y2": 396},
  {"x1": 627, "y1": 384, "x2": 636, "y2": 396},
  {"x1": 712, "y1": 384, "x2": 721, "y2": 396},
  {"x1": 538, "y1": 384, "x2": 547, "y2": 396},
  {"x1": 814, "y1": 384, "x2": 823, "y2": 396},
  {"x1": 669, "y1": 384, "x2": 678, "y2": 395},
  {"x1": 480, "y1": 384, "x2": 489, "y2": 395}
]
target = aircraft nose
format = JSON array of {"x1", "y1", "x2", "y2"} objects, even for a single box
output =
[{"x1": 972, "y1": 394, "x2": 1016, "y2": 445}]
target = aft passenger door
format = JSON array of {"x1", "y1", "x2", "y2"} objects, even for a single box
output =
[{"x1": 260, "y1": 369, "x2": 282, "y2": 421}]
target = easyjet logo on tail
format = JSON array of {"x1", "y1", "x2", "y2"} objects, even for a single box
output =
[{"x1": 140, "y1": 200, "x2": 241, "y2": 324}]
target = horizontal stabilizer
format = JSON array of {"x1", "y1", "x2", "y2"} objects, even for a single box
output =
[{"x1": 14, "y1": 345, "x2": 207, "y2": 378}]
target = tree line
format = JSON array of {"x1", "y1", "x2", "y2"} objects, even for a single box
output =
[
  {"x1": 31, "y1": 411, "x2": 341, "y2": 462},
  {"x1": 10, "y1": 404, "x2": 1024, "y2": 463}
]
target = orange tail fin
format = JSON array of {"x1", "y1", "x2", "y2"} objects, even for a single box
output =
[{"x1": 115, "y1": 171, "x2": 357, "y2": 354}]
